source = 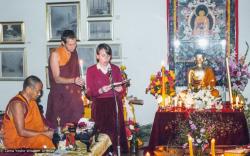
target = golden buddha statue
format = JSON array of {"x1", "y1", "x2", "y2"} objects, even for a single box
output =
[{"x1": 187, "y1": 53, "x2": 219, "y2": 97}]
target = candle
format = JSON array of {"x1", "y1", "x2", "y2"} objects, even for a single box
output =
[
  {"x1": 174, "y1": 96, "x2": 177, "y2": 107},
  {"x1": 145, "y1": 152, "x2": 150, "y2": 156},
  {"x1": 211, "y1": 138, "x2": 215, "y2": 156},
  {"x1": 79, "y1": 59, "x2": 84, "y2": 77},
  {"x1": 235, "y1": 95, "x2": 239, "y2": 108},
  {"x1": 188, "y1": 135, "x2": 194, "y2": 156},
  {"x1": 240, "y1": 100, "x2": 244, "y2": 108},
  {"x1": 161, "y1": 61, "x2": 166, "y2": 107}
]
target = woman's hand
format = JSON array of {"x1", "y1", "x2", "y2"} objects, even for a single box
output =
[
  {"x1": 99, "y1": 85, "x2": 112, "y2": 94},
  {"x1": 114, "y1": 86, "x2": 123, "y2": 92}
]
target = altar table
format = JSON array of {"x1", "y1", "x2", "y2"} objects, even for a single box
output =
[{"x1": 148, "y1": 111, "x2": 249, "y2": 150}]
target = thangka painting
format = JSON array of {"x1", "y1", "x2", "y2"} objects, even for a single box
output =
[{"x1": 167, "y1": 0, "x2": 237, "y2": 88}]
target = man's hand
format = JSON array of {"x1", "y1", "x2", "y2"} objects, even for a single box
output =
[
  {"x1": 43, "y1": 130, "x2": 54, "y2": 139},
  {"x1": 74, "y1": 77, "x2": 84, "y2": 87}
]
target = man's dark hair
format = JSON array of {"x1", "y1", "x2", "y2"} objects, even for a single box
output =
[
  {"x1": 61, "y1": 30, "x2": 76, "y2": 44},
  {"x1": 23, "y1": 75, "x2": 42, "y2": 90},
  {"x1": 96, "y1": 43, "x2": 112, "y2": 61}
]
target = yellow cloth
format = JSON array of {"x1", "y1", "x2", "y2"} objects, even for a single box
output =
[
  {"x1": 3, "y1": 94, "x2": 54, "y2": 149},
  {"x1": 34, "y1": 133, "x2": 112, "y2": 156}
]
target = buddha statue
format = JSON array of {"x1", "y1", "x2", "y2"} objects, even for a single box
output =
[{"x1": 187, "y1": 53, "x2": 219, "y2": 97}]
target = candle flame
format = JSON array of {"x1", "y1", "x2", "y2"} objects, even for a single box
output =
[
  {"x1": 79, "y1": 59, "x2": 84, "y2": 66},
  {"x1": 161, "y1": 60, "x2": 165, "y2": 66}
]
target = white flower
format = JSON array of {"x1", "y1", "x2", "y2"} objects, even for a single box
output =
[
  {"x1": 196, "y1": 138, "x2": 202, "y2": 144},
  {"x1": 178, "y1": 88, "x2": 222, "y2": 110},
  {"x1": 200, "y1": 128, "x2": 205, "y2": 133},
  {"x1": 129, "y1": 125, "x2": 135, "y2": 130},
  {"x1": 156, "y1": 96, "x2": 162, "y2": 104}
]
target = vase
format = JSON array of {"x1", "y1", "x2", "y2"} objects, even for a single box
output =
[
  {"x1": 195, "y1": 148, "x2": 207, "y2": 156},
  {"x1": 130, "y1": 136, "x2": 138, "y2": 153}
]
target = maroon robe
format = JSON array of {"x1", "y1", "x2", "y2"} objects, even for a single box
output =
[
  {"x1": 86, "y1": 64, "x2": 128, "y2": 153},
  {"x1": 46, "y1": 49, "x2": 83, "y2": 128}
]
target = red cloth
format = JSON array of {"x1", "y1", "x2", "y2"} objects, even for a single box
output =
[
  {"x1": 86, "y1": 64, "x2": 128, "y2": 153},
  {"x1": 147, "y1": 111, "x2": 249, "y2": 151},
  {"x1": 46, "y1": 47, "x2": 84, "y2": 128},
  {"x1": 86, "y1": 64, "x2": 123, "y2": 98}
]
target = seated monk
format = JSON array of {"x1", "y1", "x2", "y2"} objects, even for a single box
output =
[
  {"x1": 3, "y1": 75, "x2": 55, "y2": 149},
  {"x1": 187, "y1": 53, "x2": 219, "y2": 97}
]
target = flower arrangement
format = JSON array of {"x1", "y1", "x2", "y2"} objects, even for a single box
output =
[
  {"x1": 125, "y1": 120, "x2": 140, "y2": 141},
  {"x1": 178, "y1": 89, "x2": 222, "y2": 110},
  {"x1": 229, "y1": 42, "x2": 250, "y2": 94},
  {"x1": 120, "y1": 65, "x2": 130, "y2": 87},
  {"x1": 175, "y1": 113, "x2": 242, "y2": 152},
  {"x1": 145, "y1": 68, "x2": 176, "y2": 98},
  {"x1": 125, "y1": 120, "x2": 141, "y2": 152},
  {"x1": 178, "y1": 114, "x2": 215, "y2": 151}
]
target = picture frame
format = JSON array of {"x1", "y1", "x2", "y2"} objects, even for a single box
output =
[
  {"x1": 110, "y1": 44, "x2": 122, "y2": 59},
  {"x1": 46, "y1": 2, "x2": 80, "y2": 42},
  {"x1": 0, "y1": 22, "x2": 25, "y2": 44},
  {"x1": 88, "y1": 20, "x2": 112, "y2": 41},
  {"x1": 45, "y1": 66, "x2": 50, "y2": 89},
  {"x1": 77, "y1": 45, "x2": 96, "y2": 76},
  {"x1": 47, "y1": 44, "x2": 58, "y2": 62},
  {"x1": 167, "y1": 0, "x2": 234, "y2": 87},
  {"x1": 0, "y1": 48, "x2": 26, "y2": 80},
  {"x1": 87, "y1": 0, "x2": 112, "y2": 17},
  {"x1": 111, "y1": 60, "x2": 122, "y2": 67}
]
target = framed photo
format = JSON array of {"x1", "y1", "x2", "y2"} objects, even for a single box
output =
[
  {"x1": 88, "y1": 0, "x2": 112, "y2": 17},
  {"x1": 45, "y1": 66, "x2": 50, "y2": 89},
  {"x1": 77, "y1": 45, "x2": 96, "y2": 76},
  {"x1": 46, "y1": 2, "x2": 80, "y2": 42},
  {"x1": 110, "y1": 44, "x2": 122, "y2": 59},
  {"x1": 0, "y1": 22, "x2": 25, "y2": 44},
  {"x1": 88, "y1": 20, "x2": 112, "y2": 40},
  {"x1": 47, "y1": 45, "x2": 58, "y2": 62},
  {"x1": 0, "y1": 48, "x2": 26, "y2": 80},
  {"x1": 111, "y1": 60, "x2": 122, "y2": 67}
]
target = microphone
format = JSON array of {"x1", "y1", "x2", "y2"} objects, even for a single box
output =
[{"x1": 107, "y1": 67, "x2": 112, "y2": 75}]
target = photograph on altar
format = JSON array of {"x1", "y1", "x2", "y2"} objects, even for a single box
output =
[
  {"x1": 46, "y1": 2, "x2": 80, "y2": 41},
  {"x1": 0, "y1": 48, "x2": 26, "y2": 80},
  {"x1": 168, "y1": 0, "x2": 236, "y2": 89}
]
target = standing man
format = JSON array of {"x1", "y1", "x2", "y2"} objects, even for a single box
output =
[
  {"x1": 3, "y1": 75, "x2": 54, "y2": 149},
  {"x1": 46, "y1": 30, "x2": 84, "y2": 128}
]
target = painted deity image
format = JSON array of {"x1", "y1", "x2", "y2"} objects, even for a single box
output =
[{"x1": 168, "y1": 0, "x2": 235, "y2": 89}]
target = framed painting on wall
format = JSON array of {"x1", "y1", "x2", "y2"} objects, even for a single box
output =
[
  {"x1": 77, "y1": 45, "x2": 96, "y2": 76},
  {"x1": 47, "y1": 44, "x2": 58, "y2": 62},
  {"x1": 45, "y1": 66, "x2": 50, "y2": 89},
  {"x1": 167, "y1": 0, "x2": 237, "y2": 87},
  {"x1": 109, "y1": 44, "x2": 122, "y2": 59},
  {"x1": 0, "y1": 22, "x2": 25, "y2": 44},
  {"x1": 87, "y1": 0, "x2": 112, "y2": 17},
  {"x1": 0, "y1": 48, "x2": 26, "y2": 80},
  {"x1": 46, "y1": 2, "x2": 80, "y2": 42},
  {"x1": 88, "y1": 20, "x2": 112, "y2": 41}
]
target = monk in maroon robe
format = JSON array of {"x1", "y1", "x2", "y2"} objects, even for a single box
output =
[
  {"x1": 46, "y1": 30, "x2": 84, "y2": 128},
  {"x1": 86, "y1": 43, "x2": 128, "y2": 154}
]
